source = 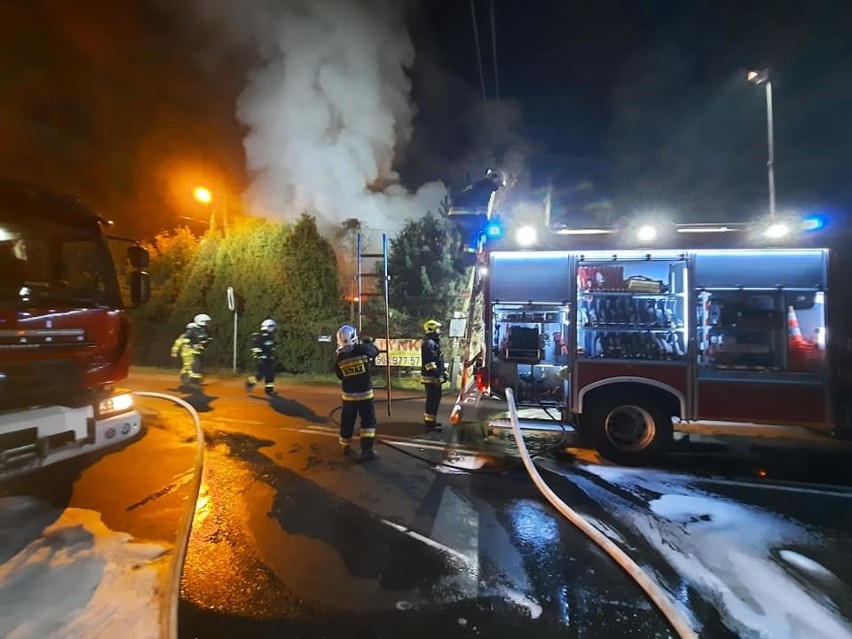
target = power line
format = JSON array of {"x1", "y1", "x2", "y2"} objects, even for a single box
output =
[
  {"x1": 489, "y1": 0, "x2": 500, "y2": 101},
  {"x1": 469, "y1": 0, "x2": 488, "y2": 103}
]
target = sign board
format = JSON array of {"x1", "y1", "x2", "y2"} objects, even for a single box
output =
[
  {"x1": 449, "y1": 318, "x2": 467, "y2": 338},
  {"x1": 374, "y1": 338, "x2": 421, "y2": 368},
  {"x1": 226, "y1": 286, "x2": 235, "y2": 312},
  {"x1": 317, "y1": 335, "x2": 333, "y2": 343}
]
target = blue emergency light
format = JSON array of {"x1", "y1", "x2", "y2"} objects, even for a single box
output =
[
  {"x1": 801, "y1": 215, "x2": 826, "y2": 231},
  {"x1": 485, "y1": 220, "x2": 503, "y2": 238}
]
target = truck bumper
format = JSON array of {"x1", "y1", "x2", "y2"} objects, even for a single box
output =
[{"x1": 0, "y1": 403, "x2": 142, "y2": 478}]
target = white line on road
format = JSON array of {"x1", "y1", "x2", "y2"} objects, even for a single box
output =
[
  {"x1": 696, "y1": 476, "x2": 852, "y2": 498},
  {"x1": 379, "y1": 518, "x2": 471, "y2": 565},
  {"x1": 204, "y1": 416, "x2": 264, "y2": 426}
]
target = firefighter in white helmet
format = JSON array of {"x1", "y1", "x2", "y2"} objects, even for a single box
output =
[
  {"x1": 171, "y1": 313, "x2": 212, "y2": 391},
  {"x1": 334, "y1": 324, "x2": 380, "y2": 462},
  {"x1": 420, "y1": 319, "x2": 447, "y2": 430},
  {"x1": 246, "y1": 318, "x2": 278, "y2": 396}
]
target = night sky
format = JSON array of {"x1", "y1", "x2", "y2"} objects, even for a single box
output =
[{"x1": 0, "y1": 0, "x2": 849, "y2": 237}]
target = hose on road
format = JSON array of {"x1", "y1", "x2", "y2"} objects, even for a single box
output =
[
  {"x1": 505, "y1": 388, "x2": 700, "y2": 639},
  {"x1": 329, "y1": 395, "x2": 571, "y2": 475},
  {"x1": 133, "y1": 391, "x2": 205, "y2": 639}
]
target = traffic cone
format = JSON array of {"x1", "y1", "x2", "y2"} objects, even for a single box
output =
[{"x1": 787, "y1": 306, "x2": 806, "y2": 347}]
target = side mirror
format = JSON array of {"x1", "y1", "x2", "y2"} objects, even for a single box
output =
[
  {"x1": 130, "y1": 271, "x2": 150, "y2": 305},
  {"x1": 127, "y1": 245, "x2": 149, "y2": 270}
]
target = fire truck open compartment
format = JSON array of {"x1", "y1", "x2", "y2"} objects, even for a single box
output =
[{"x1": 484, "y1": 246, "x2": 833, "y2": 465}]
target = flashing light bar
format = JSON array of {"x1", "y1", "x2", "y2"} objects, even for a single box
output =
[
  {"x1": 676, "y1": 225, "x2": 739, "y2": 234},
  {"x1": 553, "y1": 228, "x2": 616, "y2": 235}
]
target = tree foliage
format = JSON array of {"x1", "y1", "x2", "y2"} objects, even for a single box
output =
[
  {"x1": 386, "y1": 212, "x2": 467, "y2": 336},
  {"x1": 129, "y1": 215, "x2": 344, "y2": 373}
]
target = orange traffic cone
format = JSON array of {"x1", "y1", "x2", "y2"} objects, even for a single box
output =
[{"x1": 787, "y1": 306, "x2": 806, "y2": 346}]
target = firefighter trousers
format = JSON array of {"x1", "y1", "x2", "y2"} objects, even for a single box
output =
[
  {"x1": 180, "y1": 348, "x2": 203, "y2": 386},
  {"x1": 339, "y1": 399, "x2": 376, "y2": 452},
  {"x1": 248, "y1": 358, "x2": 276, "y2": 392},
  {"x1": 423, "y1": 381, "x2": 442, "y2": 425}
]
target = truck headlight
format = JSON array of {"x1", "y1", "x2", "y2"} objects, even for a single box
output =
[{"x1": 98, "y1": 392, "x2": 134, "y2": 418}]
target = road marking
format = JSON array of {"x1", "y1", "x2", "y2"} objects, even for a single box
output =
[
  {"x1": 204, "y1": 416, "x2": 264, "y2": 426},
  {"x1": 379, "y1": 518, "x2": 471, "y2": 564},
  {"x1": 696, "y1": 476, "x2": 852, "y2": 498}
]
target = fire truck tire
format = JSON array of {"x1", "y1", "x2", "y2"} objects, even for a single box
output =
[{"x1": 585, "y1": 396, "x2": 673, "y2": 466}]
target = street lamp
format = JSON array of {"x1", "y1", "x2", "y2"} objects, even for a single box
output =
[
  {"x1": 192, "y1": 185, "x2": 229, "y2": 233},
  {"x1": 747, "y1": 68, "x2": 775, "y2": 220},
  {"x1": 193, "y1": 186, "x2": 213, "y2": 205}
]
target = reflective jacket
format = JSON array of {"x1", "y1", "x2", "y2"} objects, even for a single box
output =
[
  {"x1": 420, "y1": 332, "x2": 445, "y2": 384},
  {"x1": 335, "y1": 342, "x2": 379, "y2": 401},
  {"x1": 186, "y1": 324, "x2": 211, "y2": 352},
  {"x1": 250, "y1": 329, "x2": 276, "y2": 361}
]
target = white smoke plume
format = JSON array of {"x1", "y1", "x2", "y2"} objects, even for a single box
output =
[{"x1": 195, "y1": 0, "x2": 446, "y2": 233}]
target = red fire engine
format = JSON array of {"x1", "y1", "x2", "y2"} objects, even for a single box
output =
[
  {"x1": 0, "y1": 176, "x2": 150, "y2": 477},
  {"x1": 451, "y1": 216, "x2": 852, "y2": 466}
]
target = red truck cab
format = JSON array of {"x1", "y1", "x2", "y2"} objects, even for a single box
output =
[{"x1": 0, "y1": 176, "x2": 149, "y2": 477}]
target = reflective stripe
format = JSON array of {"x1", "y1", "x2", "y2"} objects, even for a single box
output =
[
  {"x1": 361, "y1": 429, "x2": 376, "y2": 438},
  {"x1": 339, "y1": 437, "x2": 351, "y2": 447},
  {"x1": 420, "y1": 376, "x2": 441, "y2": 384},
  {"x1": 424, "y1": 362, "x2": 438, "y2": 371},
  {"x1": 264, "y1": 383, "x2": 274, "y2": 389},
  {"x1": 342, "y1": 389, "x2": 374, "y2": 401},
  {"x1": 424, "y1": 414, "x2": 436, "y2": 422}
]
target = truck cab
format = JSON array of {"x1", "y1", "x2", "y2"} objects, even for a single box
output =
[{"x1": 0, "y1": 176, "x2": 149, "y2": 476}]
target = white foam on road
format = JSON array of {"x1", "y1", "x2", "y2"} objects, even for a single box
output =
[
  {"x1": 0, "y1": 496, "x2": 170, "y2": 639},
  {"x1": 545, "y1": 462, "x2": 852, "y2": 639}
]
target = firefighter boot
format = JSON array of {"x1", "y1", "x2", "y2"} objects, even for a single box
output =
[
  {"x1": 264, "y1": 384, "x2": 276, "y2": 397},
  {"x1": 245, "y1": 375, "x2": 257, "y2": 391},
  {"x1": 359, "y1": 438, "x2": 376, "y2": 463}
]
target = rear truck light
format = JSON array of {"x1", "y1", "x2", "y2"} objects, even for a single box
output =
[{"x1": 97, "y1": 391, "x2": 134, "y2": 419}]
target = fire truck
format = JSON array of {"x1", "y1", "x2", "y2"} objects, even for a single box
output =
[
  {"x1": 0, "y1": 176, "x2": 150, "y2": 477},
  {"x1": 450, "y1": 212, "x2": 852, "y2": 466}
]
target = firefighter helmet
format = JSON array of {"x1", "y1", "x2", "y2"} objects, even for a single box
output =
[
  {"x1": 186, "y1": 322, "x2": 197, "y2": 330},
  {"x1": 336, "y1": 325, "x2": 358, "y2": 350},
  {"x1": 423, "y1": 319, "x2": 442, "y2": 333},
  {"x1": 261, "y1": 318, "x2": 277, "y2": 332},
  {"x1": 194, "y1": 313, "x2": 212, "y2": 327}
]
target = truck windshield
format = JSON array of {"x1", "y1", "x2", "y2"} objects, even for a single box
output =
[{"x1": 0, "y1": 217, "x2": 120, "y2": 308}]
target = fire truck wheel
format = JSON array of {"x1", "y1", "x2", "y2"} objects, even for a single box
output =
[{"x1": 586, "y1": 397, "x2": 673, "y2": 466}]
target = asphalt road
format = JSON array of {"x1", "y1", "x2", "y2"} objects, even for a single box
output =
[{"x1": 4, "y1": 370, "x2": 851, "y2": 638}]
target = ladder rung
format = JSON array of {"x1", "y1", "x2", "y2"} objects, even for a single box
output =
[
  {"x1": 358, "y1": 273, "x2": 382, "y2": 278},
  {"x1": 360, "y1": 253, "x2": 385, "y2": 258}
]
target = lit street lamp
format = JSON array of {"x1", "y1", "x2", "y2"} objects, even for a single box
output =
[
  {"x1": 193, "y1": 186, "x2": 213, "y2": 205},
  {"x1": 747, "y1": 68, "x2": 776, "y2": 220},
  {"x1": 192, "y1": 184, "x2": 229, "y2": 233}
]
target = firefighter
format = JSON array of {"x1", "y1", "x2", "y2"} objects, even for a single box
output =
[
  {"x1": 420, "y1": 319, "x2": 447, "y2": 430},
  {"x1": 334, "y1": 324, "x2": 380, "y2": 462},
  {"x1": 181, "y1": 313, "x2": 212, "y2": 390},
  {"x1": 246, "y1": 318, "x2": 278, "y2": 396}
]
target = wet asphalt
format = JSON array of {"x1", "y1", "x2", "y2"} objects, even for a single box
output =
[{"x1": 4, "y1": 371, "x2": 852, "y2": 638}]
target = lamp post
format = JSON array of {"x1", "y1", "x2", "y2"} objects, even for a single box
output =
[
  {"x1": 193, "y1": 185, "x2": 229, "y2": 233},
  {"x1": 747, "y1": 68, "x2": 775, "y2": 220}
]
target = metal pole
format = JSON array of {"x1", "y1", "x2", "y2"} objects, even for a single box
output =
[
  {"x1": 383, "y1": 233, "x2": 392, "y2": 415},
  {"x1": 356, "y1": 233, "x2": 363, "y2": 335},
  {"x1": 765, "y1": 80, "x2": 776, "y2": 220},
  {"x1": 232, "y1": 310, "x2": 238, "y2": 372}
]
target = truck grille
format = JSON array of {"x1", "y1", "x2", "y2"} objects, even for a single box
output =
[{"x1": 0, "y1": 360, "x2": 87, "y2": 411}]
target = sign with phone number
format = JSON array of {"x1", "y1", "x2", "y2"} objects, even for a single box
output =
[{"x1": 374, "y1": 338, "x2": 421, "y2": 368}]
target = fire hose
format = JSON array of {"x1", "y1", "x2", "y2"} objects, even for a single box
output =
[
  {"x1": 132, "y1": 391, "x2": 205, "y2": 639},
  {"x1": 505, "y1": 388, "x2": 699, "y2": 639}
]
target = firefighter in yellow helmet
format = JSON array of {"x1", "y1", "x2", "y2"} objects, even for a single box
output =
[{"x1": 420, "y1": 319, "x2": 447, "y2": 430}]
